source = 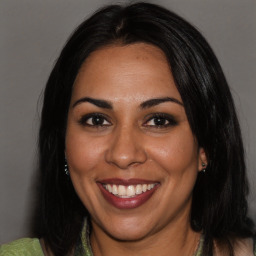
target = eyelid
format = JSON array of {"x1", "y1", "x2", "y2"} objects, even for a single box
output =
[
  {"x1": 78, "y1": 113, "x2": 112, "y2": 127},
  {"x1": 143, "y1": 113, "x2": 178, "y2": 127}
]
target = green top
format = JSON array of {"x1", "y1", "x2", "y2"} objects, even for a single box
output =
[
  {"x1": 0, "y1": 238, "x2": 44, "y2": 256},
  {"x1": 0, "y1": 221, "x2": 255, "y2": 256},
  {"x1": 0, "y1": 237, "x2": 202, "y2": 256}
]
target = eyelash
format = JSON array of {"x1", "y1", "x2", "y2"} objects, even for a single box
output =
[
  {"x1": 78, "y1": 113, "x2": 111, "y2": 127},
  {"x1": 78, "y1": 113, "x2": 177, "y2": 128},
  {"x1": 143, "y1": 113, "x2": 178, "y2": 128}
]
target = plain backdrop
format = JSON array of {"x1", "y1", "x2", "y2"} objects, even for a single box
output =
[{"x1": 1, "y1": 0, "x2": 255, "y2": 244}]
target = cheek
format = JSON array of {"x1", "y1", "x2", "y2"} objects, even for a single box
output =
[
  {"x1": 65, "y1": 128, "x2": 106, "y2": 176},
  {"x1": 65, "y1": 129, "x2": 107, "y2": 211},
  {"x1": 147, "y1": 127, "x2": 198, "y2": 175}
]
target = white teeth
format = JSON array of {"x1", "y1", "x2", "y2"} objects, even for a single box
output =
[
  {"x1": 112, "y1": 185, "x2": 118, "y2": 195},
  {"x1": 142, "y1": 184, "x2": 147, "y2": 192},
  {"x1": 107, "y1": 184, "x2": 112, "y2": 193},
  {"x1": 127, "y1": 185, "x2": 135, "y2": 197},
  {"x1": 135, "y1": 184, "x2": 142, "y2": 195},
  {"x1": 118, "y1": 185, "x2": 126, "y2": 196},
  {"x1": 104, "y1": 183, "x2": 157, "y2": 198}
]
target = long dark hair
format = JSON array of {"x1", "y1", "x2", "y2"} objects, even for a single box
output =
[{"x1": 37, "y1": 2, "x2": 255, "y2": 255}]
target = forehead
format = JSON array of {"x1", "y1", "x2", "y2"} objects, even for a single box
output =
[{"x1": 72, "y1": 43, "x2": 182, "y2": 104}]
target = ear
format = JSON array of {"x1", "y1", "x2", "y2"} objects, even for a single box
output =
[{"x1": 198, "y1": 147, "x2": 208, "y2": 172}]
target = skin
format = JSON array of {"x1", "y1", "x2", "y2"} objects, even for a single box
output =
[{"x1": 65, "y1": 43, "x2": 207, "y2": 256}]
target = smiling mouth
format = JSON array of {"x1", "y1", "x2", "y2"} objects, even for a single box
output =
[
  {"x1": 102, "y1": 183, "x2": 158, "y2": 198},
  {"x1": 98, "y1": 179, "x2": 160, "y2": 209}
]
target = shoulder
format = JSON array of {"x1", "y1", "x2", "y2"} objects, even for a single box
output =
[
  {"x1": 200, "y1": 236, "x2": 256, "y2": 256},
  {"x1": 0, "y1": 238, "x2": 44, "y2": 256},
  {"x1": 233, "y1": 237, "x2": 256, "y2": 256},
  {"x1": 224, "y1": 237, "x2": 256, "y2": 256}
]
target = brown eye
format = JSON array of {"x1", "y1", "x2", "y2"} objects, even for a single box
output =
[
  {"x1": 144, "y1": 113, "x2": 177, "y2": 128},
  {"x1": 88, "y1": 115, "x2": 106, "y2": 125},
  {"x1": 79, "y1": 113, "x2": 111, "y2": 127},
  {"x1": 150, "y1": 117, "x2": 169, "y2": 126}
]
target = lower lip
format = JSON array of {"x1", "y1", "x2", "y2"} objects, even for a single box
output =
[{"x1": 98, "y1": 183, "x2": 159, "y2": 209}]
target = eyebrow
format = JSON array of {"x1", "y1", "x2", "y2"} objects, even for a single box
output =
[
  {"x1": 72, "y1": 96, "x2": 183, "y2": 109},
  {"x1": 140, "y1": 97, "x2": 183, "y2": 109},
  {"x1": 72, "y1": 97, "x2": 113, "y2": 109}
]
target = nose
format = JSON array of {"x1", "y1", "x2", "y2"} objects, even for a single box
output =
[{"x1": 105, "y1": 126, "x2": 147, "y2": 169}]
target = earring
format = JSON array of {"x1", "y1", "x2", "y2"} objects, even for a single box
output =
[
  {"x1": 202, "y1": 162, "x2": 206, "y2": 173},
  {"x1": 64, "y1": 159, "x2": 69, "y2": 176}
]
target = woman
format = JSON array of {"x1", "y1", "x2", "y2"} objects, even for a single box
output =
[{"x1": 1, "y1": 2, "x2": 255, "y2": 256}]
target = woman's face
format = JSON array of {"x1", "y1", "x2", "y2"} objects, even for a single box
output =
[{"x1": 65, "y1": 43, "x2": 206, "y2": 241}]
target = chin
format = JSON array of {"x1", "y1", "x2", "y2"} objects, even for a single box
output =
[
  {"x1": 106, "y1": 227, "x2": 150, "y2": 242},
  {"x1": 97, "y1": 216, "x2": 154, "y2": 242}
]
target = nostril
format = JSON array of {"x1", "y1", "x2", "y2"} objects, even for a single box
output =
[{"x1": 104, "y1": 135, "x2": 147, "y2": 169}]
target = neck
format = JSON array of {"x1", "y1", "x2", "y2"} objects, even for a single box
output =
[{"x1": 90, "y1": 215, "x2": 201, "y2": 256}]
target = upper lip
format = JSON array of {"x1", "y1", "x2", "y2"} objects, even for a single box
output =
[{"x1": 98, "y1": 178, "x2": 159, "y2": 185}]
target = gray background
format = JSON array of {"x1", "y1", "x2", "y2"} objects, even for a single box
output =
[{"x1": 1, "y1": 0, "x2": 255, "y2": 244}]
